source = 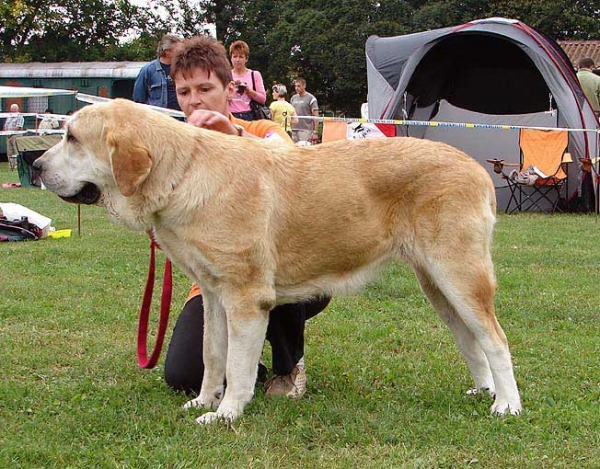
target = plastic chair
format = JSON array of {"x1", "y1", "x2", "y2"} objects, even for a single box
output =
[{"x1": 501, "y1": 129, "x2": 570, "y2": 214}]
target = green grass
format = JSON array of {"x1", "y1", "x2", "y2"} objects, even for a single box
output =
[{"x1": 1, "y1": 162, "x2": 599, "y2": 468}]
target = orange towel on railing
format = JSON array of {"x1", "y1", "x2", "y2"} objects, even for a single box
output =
[{"x1": 322, "y1": 121, "x2": 348, "y2": 143}]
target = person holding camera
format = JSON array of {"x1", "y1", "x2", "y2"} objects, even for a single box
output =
[{"x1": 229, "y1": 40, "x2": 267, "y2": 121}]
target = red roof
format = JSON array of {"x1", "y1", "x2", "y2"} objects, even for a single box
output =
[{"x1": 559, "y1": 40, "x2": 600, "y2": 69}]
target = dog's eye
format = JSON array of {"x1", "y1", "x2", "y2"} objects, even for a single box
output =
[{"x1": 67, "y1": 133, "x2": 77, "y2": 143}]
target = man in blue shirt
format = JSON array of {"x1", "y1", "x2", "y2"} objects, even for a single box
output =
[{"x1": 133, "y1": 34, "x2": 184, "y2": 111}]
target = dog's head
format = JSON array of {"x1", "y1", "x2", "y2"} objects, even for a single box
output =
[
  {"x1": 35, "y1": 99, "x2": 155, "y2": 201},
  {"x1": 34, "y1": 99, "x2": 190, "y2": 230}
]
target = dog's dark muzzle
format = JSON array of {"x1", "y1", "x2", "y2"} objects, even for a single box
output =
[{"x1": 60, "y1": 182, "x2": 101, "y2": 205}]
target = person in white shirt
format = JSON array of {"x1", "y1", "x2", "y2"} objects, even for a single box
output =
[
  {"x1": 38, "y1": 108, "x2": 60, "y2": 131},
  {"x1": 3, "y1": 103, "x2": 25, "y2": 159}
]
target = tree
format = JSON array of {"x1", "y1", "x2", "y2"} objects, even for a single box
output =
[
  {"x1": 265, "y1": 0, "x2": 414, "y2": 115},
  {"x1": 136, "y1": 0, "x2": 216, "y2": 40},
  {"x1": 411, "y1": 1, "x2": 600, "y2": 39},
  {"x1": 0, "y1": 0, "x2": 143, "y2": 62}
]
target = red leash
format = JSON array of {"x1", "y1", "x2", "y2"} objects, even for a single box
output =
[{"x1": 137, "y1": 233, "x2": 172, "y2": 369}]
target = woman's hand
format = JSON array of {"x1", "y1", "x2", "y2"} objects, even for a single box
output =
[
  {"x1": 234, "y1": 80, "x2": 248, "y2": 95},
  {"x1": 186, "y1": 110, "x2": 238, "y2": 136}
]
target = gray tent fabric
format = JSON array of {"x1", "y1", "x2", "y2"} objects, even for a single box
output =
[{"x1": 366, "y1": 17, "x2": 599, "y2": 211}]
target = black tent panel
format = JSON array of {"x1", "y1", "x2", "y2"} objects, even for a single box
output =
[{"x1": 406, "y1": 34, "x2": 551, "y2": 114}]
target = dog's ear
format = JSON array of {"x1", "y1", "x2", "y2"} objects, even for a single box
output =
[{"x1": 107, "y1": 132, "x2": 152, "y2": 197}]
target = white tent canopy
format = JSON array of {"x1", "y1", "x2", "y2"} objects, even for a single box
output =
[
  {"x1": 0, "y1": 86, "x2": 76, "y2": 98},
  {"x1": 1, "y1": 86, "x2": 184, "y2": 120}
]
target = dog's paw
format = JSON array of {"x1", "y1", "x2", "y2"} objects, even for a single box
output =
[
  {"x1": 183, "y1": 386, "x2": 224, "y2": 412},
  {"x1": 490, "y1": 398, "x2": 522, "y2": 416},
  {"x1": 183, "y1": 396, "x2": 219, "y2": 412},
  {"x1": 194, "y1": 409, "x2": 239, "y2": 426},
  {"x1": 195, "y1": 411, "x2": 221, "y2": 425},
  {"x1": 183, "y1": 397, "x2": 207, "y2": 411}
]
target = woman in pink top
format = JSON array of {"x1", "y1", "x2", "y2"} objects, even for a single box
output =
[{"x1": 229, "y1": 40, "x2": 267, "y2": 121}]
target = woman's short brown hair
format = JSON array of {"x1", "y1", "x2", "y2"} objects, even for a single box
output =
[
  {"x1": 229, "y1": 40, "x2": 250, "y2": 59},
  {"x1": 171, "y1": 36, "x2": 233, "y2": 87}
]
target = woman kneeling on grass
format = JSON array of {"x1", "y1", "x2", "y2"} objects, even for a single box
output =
[{"x1": 163, "y1": 35, "x2": 331, "y2": 398}]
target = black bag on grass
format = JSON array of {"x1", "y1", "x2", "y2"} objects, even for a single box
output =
[{"x1": 0, "y1": 216, "x2": 41, "y2": 242}]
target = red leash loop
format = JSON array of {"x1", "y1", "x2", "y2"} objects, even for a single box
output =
[{"x1": 137, "y1": 233, "x2": 172, "y2": 369}]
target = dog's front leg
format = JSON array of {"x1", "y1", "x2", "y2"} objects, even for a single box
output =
[
  {"x1": 183, "y1": 290, "x2": 227, "y2": 413},
  {"x1": 195, "y1": 288, "x2": 272, "y2": 425}
]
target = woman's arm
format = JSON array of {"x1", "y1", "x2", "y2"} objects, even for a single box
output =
[{"x1": 248, "y1": 70, "x2": 267, "y2": 104}]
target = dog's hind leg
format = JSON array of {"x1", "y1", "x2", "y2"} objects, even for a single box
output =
[
  {"x1": 413, "y1": 260, "x2": 522, "y2": 416},
  {"x1": 195, "y1": 286, "x2": 273, "y2": 425},
  {"x1": 413, "y1": 266, "x2": 495, "y2": 396}
]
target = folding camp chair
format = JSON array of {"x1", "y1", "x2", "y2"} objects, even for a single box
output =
[{"x1": 502, "y1": 129, "x2": 570, "y2": 214}]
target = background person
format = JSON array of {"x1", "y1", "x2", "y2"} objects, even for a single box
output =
[
  {"x1": 38, "y1": 108, "x2": 60, "y2": 131},
  {"x1": 269, "y1": 84, "x2": 297, "y2": 138},
  {"x1": 576, "y1": 57, "x2": 600, "y2": 119},
  {"x1": 133, "y1": 34, "x2": 184, "y2": 111},
  {"x1": 3, "y1": 103, "x2": 24, "y2": 163},
  {"x1": 290, "y1": 77, "x2": 319, "y2": 143},
  {"x1": 165, "y1": 35, "x2": 331, "y2": 398},
  {"x1": 228, "y1": 40, "x2": 267, "y2": 121}
]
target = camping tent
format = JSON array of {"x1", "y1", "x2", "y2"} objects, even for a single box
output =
[{"x1": 366, "y1": 17, "x2": 599, "y2": 211}]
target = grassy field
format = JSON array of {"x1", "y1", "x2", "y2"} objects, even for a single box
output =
[{"x1": 1, "y1": 162, "x2": 599, "y2": 468}]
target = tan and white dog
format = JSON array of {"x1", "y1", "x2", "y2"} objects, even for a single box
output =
[{"x1": 34, "y1": 99, "x2": 522, "y2": 424}]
